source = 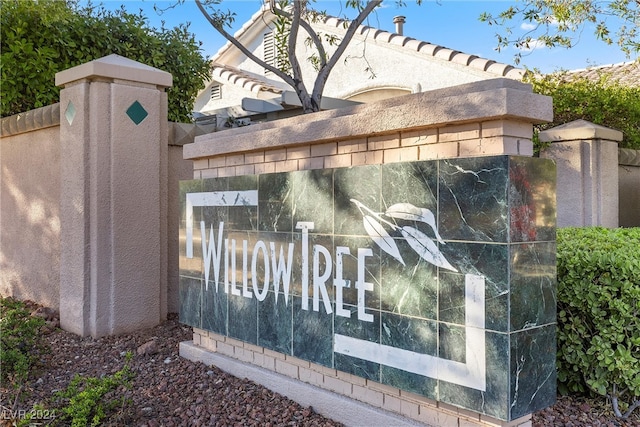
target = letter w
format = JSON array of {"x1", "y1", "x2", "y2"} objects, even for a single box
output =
[
  {"x1": 270, "y1": 242, "x2": 294, "y2": 305},
  {"x1": 201, "y1": 221, "x2": 224, "y2": 291}
]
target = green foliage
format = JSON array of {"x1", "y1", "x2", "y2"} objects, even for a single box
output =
[
  {"x1": 526, "y1": 72, "x2": 640, "y2": 153},
  {"x1": 480, "y1": 0, "x2": 639, "y2": 64},
  {"x1": 556, "y1": 227, "x2": 640, "y2": 417},
  {"x1": 53, "y1": 352, "x2": 135, "y2": 427},
  {"x1": 0, "y1": 0, "x2": 211, "y2": 122},
  {"x1": 0, "y1": 298, "x2": 46, "y2": 386}
]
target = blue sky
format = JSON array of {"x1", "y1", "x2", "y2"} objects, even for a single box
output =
[{"x1": 91, "y1": 0, "x2": 635, "y2": 73}]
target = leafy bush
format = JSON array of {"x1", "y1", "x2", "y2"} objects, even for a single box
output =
[
  {"x1": 52, "y1": 352, "x2": 135, "y2": 427},
  {"x1": 0, "y1": 298, "x2": 46, "y2": 386},
  {"x1": 0, "y1": 0, "x2": 211, "y2": 122},
  {"x1": 526, "y1": 71, "x2": 640, "y2": 153},
  {"x1": 556, "y1": 227, "x2": 640, "y2": 418}
]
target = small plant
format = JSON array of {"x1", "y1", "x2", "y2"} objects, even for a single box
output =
[
  {"x1": 556, "y1": 227, "x2": 640, "y2": 419},
  {"x1": 0, "y1": 298, "x2": 46, "y2": 386},
  {"x1": 53, "y1": 352, "x2": 135, "y2": 427}
]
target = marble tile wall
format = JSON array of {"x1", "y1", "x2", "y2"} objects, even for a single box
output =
[{"x1": 179, "y1": 155, "x2": 557, "y2": 421}]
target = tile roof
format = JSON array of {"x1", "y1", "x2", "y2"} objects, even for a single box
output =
[
  {"x1": 559, "y1": 61, "x2": 640, "y2": 86},
  {"x1": 212, "y1": 7, "x2": 525, "y2": 80},
  {"x1": 211, "y1": 63, "x2": 284, "y2": 94}
]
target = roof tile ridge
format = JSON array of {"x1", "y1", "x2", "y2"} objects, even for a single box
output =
[{"x1": 212, "y1": 63, "x2": 282, "y2": 93}]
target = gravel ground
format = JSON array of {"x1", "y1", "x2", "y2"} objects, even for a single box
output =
[{"x1": 2, "y1": 304, "x2": 639, "y2": 427}]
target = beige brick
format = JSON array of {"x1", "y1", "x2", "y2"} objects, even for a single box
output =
[
  {"x1": 201, "y1": 336, "x2": 217, "y2": 352},
  {"x1": 192, "y1": 171, "x2": 201, "y2": 179},
  {"x1": 255, "y1": 162, "x2": 276, "y2": 174},
  {"x1": 517, "y1": 420, "x2": 532, "y2": 427},
  {"x1": 287, "y1": 146, "x2": 311, "y2": 159},
  {"x1": 193, "y1": 328, "x2": 208, "y2": 337},
  {"x1": 459, "y1": 419, "x2": 483, "y2": 427},
  {"x1": 419, "y1": 142, "x2": 459, "y2": 160},
  {"x1": 311, "y1": 142, "x2": 338, "y2": 157},
  {"x1": 193, "y1": 158, "x2": 209, "y2": 170},
  {"x1": 217, "y1": 166, "x2": 236, "y2": 177},
  {"x1": 324, "y1": 153, "x2": 352, "y2": 168},
  {"x1": 264, "y1": 348, "x2": 287, "y2": 360},
  {"x1": 336, "y1": 370, "x2": 366, "y2": 387},
  {"x1": 458, "y1": 407, "x2": 481, "y2": 422},
  {"x1": 207, "y1": 157, "x2": 226, "y2": 168},
  {"x1": 235, "y1": 164, "x2": 255, "y2": 176},
  {"x1": 384, "y1": 146, "x2": 419, "y2": 163},
  {"x1": 366, "y1": 380, "x2": 401, "y2": 397},
  {"x1": 368, "y1": 133, "x2": 400, "y2": 151},
  {"x1": 338, "y1": 138, "x2": 367, "y2": 154},
  {"x1": 244, "y1": 342, "x2": 265, "y2": 354},
  {"x1": 224, "y1": 337, "x2": 245, "y2": 349},
  {"x1": 275, "y1": 159, "x2": 299, "y2": 173},
  {"x1": 244, "y1": 151, "x2": 265, "y2": 164},
  {"x1": 460, "y1": 137, "x2": 520, "y2": 156},
  {"x1": 216, "y1": 341, "x2": 235, "y2": 357},
  {"x1": 226, "y1": 154, "x2": 245, "y2": 166},
  {"x1": 323, "y1": 376, "x2": 352, "y2": 395},
  {"x1": 208, "y1": 331, "x2": 225, "y2": 342},
  {"x1": 201, "y1": 168, "x2": 218, "y2": 179},
  {"x1": 352, "y1": 385, "x2": 384, "y2": 407},
  {"x1": 399, "y1": 389, "x2": 432, "y2": 404},
  {"x1": 265, "y1": 149, "x2": 287, "y2": 162},
  {"x1": 438, "y1": 411, "x2": 461, "y2": 426},
  {"x1": 416, "y1": 404, "x2": 440, "y2": 426},
  {"x1": 235, "y1": 347, "x2": 255, "y2": 363},
  {"x1": 284, "y1": 355, "x2": 311, "y2": 368},
  {"x1": 299, "y1": 366, "x2": 324, "y2": 386},
  {"x1": 518, "y1": 139, "x2": 534, "y2": 156},
  {"x1": 439, "y1": 123, "x2": 481, "y2": 142},
  {"x1": 400, "y1": 399, "x2": 420, "y2": 419},
  {"x1": 192, "y1": 333, "x2": 202, "y2": 346},
  {"x1": 382, "y1": 394, "x2": 402, "y2": 414},
  {"x1": 351, "y1": 150, "x2": 383, "y2": 166},
  {"x1": 253, "y1": 352, "x2": 276, "y2": 370},
  {"x1": 401, "y1": 129, "x2": 438, "y2": 146},
  {"x1": 275, "y1": 359, "x2": 300, "y2": 379},
  {"x1": 482, "y1": 120, "x2": 532, "y2": 139},
  {"x1": 314, "y1": 364, "x2": 338, "y2": 377},
  {"x1": 298, "y1": 157, "x2": 324, "y2": 170}
]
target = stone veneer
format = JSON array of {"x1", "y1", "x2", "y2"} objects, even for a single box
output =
[{"x1": 180, "y1": 78, "x2": 554, "y2": 427}]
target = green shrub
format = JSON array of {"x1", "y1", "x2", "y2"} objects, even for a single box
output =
[
  {"x1": 53, "y1": 352, "x2": 135, "y2": 427},
  {"x1": 0, "y1": 0, "x2": 211, "y2": 122},
  {"x1": 0, "y1": 298, "x2": 46, "y2": 386},
  {"x1": 557, "y1": 227, "x2": 640, "y2": 418},
  {"x1": 527, "y1": 72, "x2": 640, "y2": 153}
]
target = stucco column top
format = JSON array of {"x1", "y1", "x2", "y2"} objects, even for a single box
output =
[
  {"x1": 539, "y1": 119, "x2": 623, "y2": 143},
  {"x1": 55, "y1": 54, "x2": 173, "y2": 88}
]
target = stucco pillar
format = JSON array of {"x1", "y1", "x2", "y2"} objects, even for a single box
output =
[
  {"x1": 540, "y1": 119, "x2": 622, "y2": 228},
  {"x1": 56, "y1": 55, "x2": 172, "y2": 337}
]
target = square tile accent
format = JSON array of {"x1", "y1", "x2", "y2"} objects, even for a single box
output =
[
  {"x1": 179, "y1": 155, "x2": 557, "y2": 421},
  {"x1": 126, "y1": 100, "x2": 148, "y2": 125}
]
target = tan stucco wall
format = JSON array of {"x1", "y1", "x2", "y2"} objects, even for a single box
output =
[
  {"x1": 0, "y1": 125, "x2": 61, "y2": 309},
  {"x1": 619, "y1": 149, "x2": 640, "y2": 227}
]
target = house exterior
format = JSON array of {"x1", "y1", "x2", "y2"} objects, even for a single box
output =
[{"x1": 193, "y1": 5, "x2": 525, "y2": 127}]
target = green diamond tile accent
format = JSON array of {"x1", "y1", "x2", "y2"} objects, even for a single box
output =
[
  {"x1": 65, "y1": 101, "x2": 76, "y2": 125},
  {"x1": 126, "y1": 101, "x2": 148, "y2": 125}
]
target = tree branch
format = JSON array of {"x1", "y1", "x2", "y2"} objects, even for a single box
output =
[
  {"x1": 270, "y1": 4, "x2": 328, "y2": 69},
  {"x1": 311, "y1": 0, "x2": 382, "y2": 104},
  {"x1": 194, "y1": 0, "x2": 297, "y2": 89}
]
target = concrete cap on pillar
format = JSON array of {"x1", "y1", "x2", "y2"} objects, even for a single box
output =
[
  {"x1": 55, "y1": 54, "x2": 173, "y2": 88},
  {"x1": 539, "y1": 119, "x2": 623, "y2": 142}
]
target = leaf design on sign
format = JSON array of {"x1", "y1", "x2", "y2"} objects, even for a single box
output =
[
  {"x1": 363, "y1": 215, "x2": 405, "y2": 266},
  {"x1": 385, "y1": 203, "x2": 445, "y2": 244},
  {"x1": 400, "y1": 226, "x2": 457, "y2": 272}
]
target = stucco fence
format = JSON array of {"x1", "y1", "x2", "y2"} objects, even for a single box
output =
[{"x1": 0, "y1": 55, "x2": 637, "y2": 318}]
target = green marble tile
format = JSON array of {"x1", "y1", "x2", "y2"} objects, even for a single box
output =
[
  {"x1": 202, "y1": 281, "x2": 227, "y2": 335},
  {"x1": 439, "y1": 157, "x2": 509, "y2": 243},
  {"x1": 334, "y1": 165, "x2": 381, "y2": 236},
  {"x1": 292, "y1": 169, "x2": 334, "y2": 235},
  {"x1": 292, "y1": 296, "x2": 334, "y2": 367},
  {"x1": 259, "y1": 173, "x2": 293, "y2": 233},
  {"x1": 179, "y1": 276, "x2": 202, "y2": 328},
  {"x1": 228, "y1": 292, "x2": 258, "y2": 345},
  {"x1": 258, "y1": 290, "x2": 293, "y2": 355}
]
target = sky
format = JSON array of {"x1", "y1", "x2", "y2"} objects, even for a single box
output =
[{"x1": 88, "y1": 0, "x2": 635, "y2": 74}]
